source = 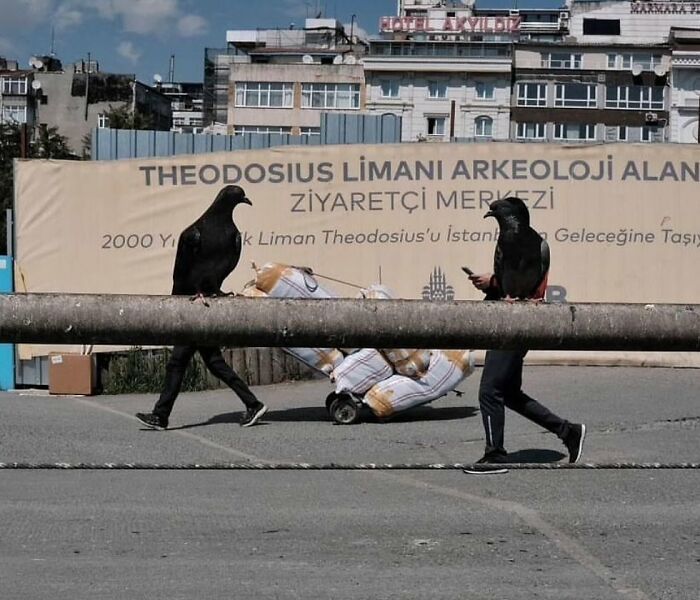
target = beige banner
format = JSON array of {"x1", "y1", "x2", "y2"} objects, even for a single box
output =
[{"x1": 13, "y1": 142, "x2": 700, "y2": 364}]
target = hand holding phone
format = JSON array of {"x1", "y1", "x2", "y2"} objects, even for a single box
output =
[{"x1": 461, "y1": 266, "x2": 474, "y2": 277}]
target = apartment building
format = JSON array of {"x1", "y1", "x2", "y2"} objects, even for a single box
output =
[
  {"x1": 156, "y1": 81, "x2": 204, "y2": 134},
  {"x1": 204, "y1": 18, "x2": 365, "y2": 135},
  {"x1": 668, "y1": 27, "x2": 700, "y2": 143},
  {"x1": 364, "y1": 0, "x2": 528, "y2": 141},
  {"x1": 0, "y1": 57, "x2": 36, "y2": 126},
  {"x1": 511, "y1": 0, "x2": 700, "y2": 143}
]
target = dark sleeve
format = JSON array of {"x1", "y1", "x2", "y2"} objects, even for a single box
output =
[{"x1": 484, "y1": 274, "x2": 503, "y2": 301}]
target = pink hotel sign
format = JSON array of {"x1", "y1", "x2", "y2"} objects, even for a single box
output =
[{"x1": 379, "y1": 15, "x2": 522, "y2": 34}]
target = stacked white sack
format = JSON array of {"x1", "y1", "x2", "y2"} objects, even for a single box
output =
[
  {"x1": 358, "y1": 284, "x2": 431, "y2": 379},
  {"x1": 364, "y1": 350, "x2": 476, "y2": 419},
  {"x1": 255, "y1": 262, "x2": 337, "y2": 299},
  {"x1": 330, "y1": 348, "x2": 394, "y2": 396},
  {"x1": 240, "y1": 277, "x2": 344, "y2": 375}
]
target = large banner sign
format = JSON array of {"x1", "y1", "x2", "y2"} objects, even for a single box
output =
[{"x1": 14, "y1": 142, "x2": 700, "y2": 363}]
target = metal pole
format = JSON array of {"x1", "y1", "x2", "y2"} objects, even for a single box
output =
[
  {"x1": 84, "y1": 53, "x2": 90, "y2": 121},
  {"x1": 0, "y1": 294, "x2": 699, "y2": 351},
  {"x1": 4, "y1": 209, "x2": 12, "y2": 257}
]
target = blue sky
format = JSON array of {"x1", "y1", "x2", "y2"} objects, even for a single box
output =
[
  {"x1": 0, "y1": 0, "x2": 398, "y2": 83},
  {"x1": 0, "y1": 0, "x2": 560, "y2": 84}
]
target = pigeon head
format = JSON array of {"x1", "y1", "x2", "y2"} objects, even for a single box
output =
[
  {"x1": 484, "y1": 197, "x2": 529, "y2": 229},
  {"x1": 215, "y1": 185, "x2": 252, "y2": 207}
]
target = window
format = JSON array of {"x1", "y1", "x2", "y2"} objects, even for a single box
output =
[
  {"x1": 553, "y1": 123, "x2": 596, "y2": 140},
  {"x1": 554, "y1": 83, "x2": 597, "y2": 108},
  {"x1": 300, "y1": 127, "x2": 320, "y2": 136},
  {"x1": 1, "y1": 76, "x2": 28, "y2": 95},
  {"x1": 583, "y1": 18, "x2": 620, "y2": 35},
  {"x1": 607, "y1": 53, "x2": 663, "y2": 71},
  {"x1": 97, "y1": 113, "x2": 110, "y2": 129},
  {"x1": 301, "y1": 83, "x2": 360, "y2": 109},
  {"x1": 475, "y1": 82, "x2": 495, "y2": 99},
  {"x1": 380, "y1": 79, "x2": 399, "y2": 98},
  {"x1": 1, "y1": 105, "x2": 27, "y2": 123},
  {"x1": 517, "y1": 83, "x2": 547, "y2": 107},
  {"x1": 543, "y1": 53, "x2": 582, "y2": 69},
  {"x1": 235, "y1": 82, "x2": 293, "y2": 108},
  {"x1": 605, "y1": 86, "x2": 664, "y2": 110},
  {"x1": 640, "y1": 126, "x2": 658, "y2": 142},
  {"x1": 516, "y1": 122, "x2": 546, "y2": 140},
  {"x1": 234, "y1": 125, "x2": 292, "y2": 135},
  {"x1": 428, "y1": 80, "x2": 447, "y2": 98},
  {"x1": 474, "y1": 116, "x2": 493, "y2": 138},
  {"x1": 617, "y1": 126, "x2": 627, "y2": 141},
  {"x1": 426, "y1": 116, "x2": 446, "y2": 136}
]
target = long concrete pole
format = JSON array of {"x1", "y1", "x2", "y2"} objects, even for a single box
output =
[{"x1": 1, "y1": 294, "x2": 699, "y2": 351}]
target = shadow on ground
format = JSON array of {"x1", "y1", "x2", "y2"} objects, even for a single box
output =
[
  {"x1": 169, "y1": 405, "x2": 479, "y2": 430},
  {"x1": 505, "y1": 448, "x2": 566, "y2": 463}
]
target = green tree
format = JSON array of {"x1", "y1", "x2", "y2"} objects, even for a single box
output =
[
  {"x1": 103, "y1": 103, "x2": 153, "y2": 130},
  {"x1": 0, "y1": 123, "x2": 78, "y2": 254}
]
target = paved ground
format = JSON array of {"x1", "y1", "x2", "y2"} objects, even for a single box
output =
[{"x1": 0, "y1": 366, "x2": 698, "y2": 600}]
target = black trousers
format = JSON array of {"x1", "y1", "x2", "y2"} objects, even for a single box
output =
[
  {"x1": 478, "y1": 349, "x2": 571, "y2": 455},
  {"x1": 153, "y1": 345, "x2": 258, "y2": 419}
]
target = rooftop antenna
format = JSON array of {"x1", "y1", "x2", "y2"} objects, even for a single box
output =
[
  {"x1": 168, "y1": 54, "x2": 175, "y2": 83},
  {"x1": 50, "y1": 25, "x2": 55, "y2": 56}
]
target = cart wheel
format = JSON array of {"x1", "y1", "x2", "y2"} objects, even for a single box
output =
[
  {"x1": 329, "y1": 394, "x2": 361, "y2": 425},
  {"x1": 325, "y1": 392, "x2": 337, "y2": 414}
]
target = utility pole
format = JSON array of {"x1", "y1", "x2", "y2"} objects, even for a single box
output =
[{"x1": 84, "y1": 52, "x2": 91, "y2": 121}]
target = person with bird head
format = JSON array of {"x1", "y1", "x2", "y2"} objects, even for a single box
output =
[
  {"x1": 135, "y1": 185, "x2": 268, "y2": 431},
  {"x1": 463, "y1": 197, "x2": 586, "y2": 474}
]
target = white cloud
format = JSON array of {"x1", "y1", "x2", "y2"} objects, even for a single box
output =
[
  {"x1": 116, "y1": 0, "x2": 179, "y2": 34},
  {"x1": 0, "y1": 0, "x2": 207, "y2": 39},
  {"x1": 53, "y1": 0, "x2": 181, "y2": 35},
  {"x1": 177, "y1": 14, "x2": 207, "y2": 37},
  {"x1": 343, "y1": 21, "x2": 369, "y2": 42},
  {"x1": 117, "y1": 40, "x2": 141, "y2": 63},
  {"x1": 55, "y1": 4, "x2": 84, "y2": 30},
  {"x1": 0, "y1": 0, "x2": 55, "y2": 29}
]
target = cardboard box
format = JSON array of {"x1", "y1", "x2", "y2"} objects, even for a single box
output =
[{"x1": 49, "y1": 353, "x2": 96, "y2": 395}]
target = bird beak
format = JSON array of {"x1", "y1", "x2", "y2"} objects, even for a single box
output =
[
  {"x1": 241, "y1": 197, "x2": 252, "y2": 206},
  {"x1": 484, "y1": 210, "x2": 494, "y2": 219}
]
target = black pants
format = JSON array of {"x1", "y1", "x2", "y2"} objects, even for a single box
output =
[
  {"x1": 478, "y1": 349, "x2": 571, "y2": 455},
  {"x1": 153, "y1": 345, "x2": 258, "y2": 420}
]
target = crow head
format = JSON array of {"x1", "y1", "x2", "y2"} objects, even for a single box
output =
[{"x1": 484, "y1": 196, "x2": 529, "y2": 230}]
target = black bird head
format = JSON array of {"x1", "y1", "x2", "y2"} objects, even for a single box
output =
[
  {"x1": 214, "y1": 185, "x2": 252, "y2": 208},
  {"x1": 484, "y1": 196, "x2": 530, "y2": 229}
]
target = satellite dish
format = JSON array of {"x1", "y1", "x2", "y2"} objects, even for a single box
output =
[
  {"x1": 631, "y1": 63, "x2": 643, "y2": 77},
  {"x1": 333, "y1": 55, "x2": 343, "y2": 64},
  {"x1": 31, "y1": 79, "x2": 42, "y2": 90},
  {"x1": 653, "y1": 64, "x2": 667, "y2": 77},
  {"x1": 302, "y1": 54, "x2": 314, "y2": 64},
  {"x1": 153, "y1": 73, "x2": 163, "y2": 83},
  {"x1": 29, "y1": 57, "x2": 44, "y2": 69},
  {"x1": 344, "y1": 54, "x2": 356, "y2": 65}
]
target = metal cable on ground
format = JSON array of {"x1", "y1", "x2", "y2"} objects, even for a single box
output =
[{"x1": 0, "y1": 462, "x2": 698, "y2": 470}]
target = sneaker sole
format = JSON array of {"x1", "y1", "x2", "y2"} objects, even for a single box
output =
[
  {"x1": 135, "y1": 415, "x2": 167, "y2": 430},
  {"x1": 570, "y1": 424, "x2": 587, "y2": 463},
  {"x1": 463, "y1": 467, "x2": 509, "y2": 475},
  {"x1": 241, "y1": 405, "x2": 268, "y2": 428}
]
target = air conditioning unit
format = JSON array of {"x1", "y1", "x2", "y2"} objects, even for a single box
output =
[
  {"x1": 645, "y1": 112, "x2": 659, "y2": 123},
  {"x1": 597, "y1": 73, "x2": 606, "y2": 83}
]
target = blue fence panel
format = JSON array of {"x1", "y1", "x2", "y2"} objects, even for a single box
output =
[
  {"x1": 0, "y1": 255, "x2": 14, "y2": 391},
  {"x1": 91, "y1": 113, "x2": 402, "y2": 161}
]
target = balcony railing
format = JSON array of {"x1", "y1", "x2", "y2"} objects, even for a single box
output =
[{"x1": 369, "y1": 42, "x2": 512, "y2": 59}]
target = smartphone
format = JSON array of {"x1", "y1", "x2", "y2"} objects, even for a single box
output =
[{"x1": 461, "y1": 266, "x2": 474, "y2": 277}]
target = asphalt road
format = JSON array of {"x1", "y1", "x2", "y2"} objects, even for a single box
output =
[{"x1": 1, "y1": 366, "x2": 698, "y2": 600}]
